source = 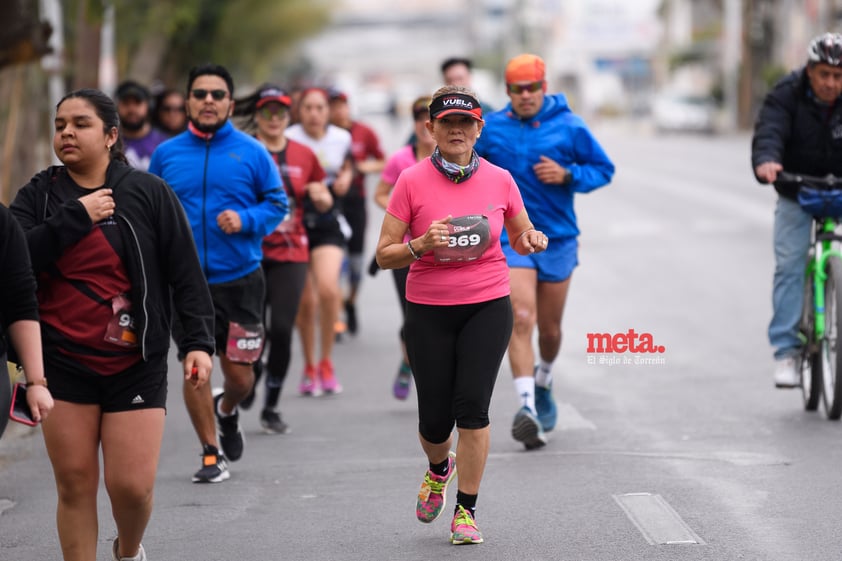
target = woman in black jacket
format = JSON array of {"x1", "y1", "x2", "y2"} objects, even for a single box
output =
[
  {"x1": 11, "y1": 88, "x2": 214, "y2": 561},
  {"x1": 0, "y1": 202, "x2": 53, "y2": 438}
]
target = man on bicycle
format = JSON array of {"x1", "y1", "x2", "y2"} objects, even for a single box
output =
[{"x1": 752, "y1": 32, "x2": 842, "y2": 388}]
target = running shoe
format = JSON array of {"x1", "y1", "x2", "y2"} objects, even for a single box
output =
[
  {"x1": 774, "y1": 355, "x2": 800, "y2": 388},
  {"x1": 393, "y1": 361, "x2": 412, "y2": 400},
  {"x1": 299, "y1": 365, "x2": 321, "y2": 396},
  {"x1": 534, "y1": 383, "x2": 558, "y2": 432},
  {"x1": 192, "y1": 444, "x2": 230, "y2": 483},
  {"x1": 416, "y1": 451, "x2": 456, "y2": 523},
  {"x1": 345, "y1": 300, "x2": 358, "y2": 334},
  {"x1": 260, "y1": 409, "x2": 290, "y2": 434},
  {"x1": 112, "y1": 538, "x2": 147, "y2": 561},
  {"x1": 319, "y1": 358, "x2": 343, "y2": 394},
  {"x1": 214, "y1": 391, "x2": 244, "y2": 461},
  {"x1": 511, "y1": 406, "x2": 547, "y2": 450},
  {"x1": 450, "y1": 505, "x2": 483, "y2": 545}
]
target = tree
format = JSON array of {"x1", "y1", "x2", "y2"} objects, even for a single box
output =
[{"x1": 111, "y1": 0, "x2": 334, "y2": 88}]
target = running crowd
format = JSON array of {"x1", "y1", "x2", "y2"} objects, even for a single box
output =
[{"x1": 1, "y1": 53, "x2": 615, "y2": 559}]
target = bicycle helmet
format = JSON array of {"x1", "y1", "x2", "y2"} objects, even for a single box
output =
[{"x1": 808, "y1": 32, "x2": 842, "y2": 66}]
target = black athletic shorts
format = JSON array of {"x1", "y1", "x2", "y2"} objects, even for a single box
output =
[
  {"x1": 207, "y1": 267, "x2": 266, "y2": 354},
  {"x1": 45, "y1": 352, "x2": 168, "y2": 412}
]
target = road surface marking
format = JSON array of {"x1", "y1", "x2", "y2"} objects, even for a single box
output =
[{"x1": 613, "y1": 492, "x2": 705, "y2": 545}]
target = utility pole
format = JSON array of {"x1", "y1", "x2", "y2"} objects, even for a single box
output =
[
  {"x1": 738, "y1": 0, "x2": 754, "y2": 130},
  {"x1": 723, "y1": 0, "x2": 742, "y2": 132}
]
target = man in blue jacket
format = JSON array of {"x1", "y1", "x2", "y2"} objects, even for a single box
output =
[
  {"x1": 476, "y1": 54, "x2": 614, "y2": 450},
  {"x1": 150, "y1": 63, "x2": 287, "y2": 482},
  {"x1": 752, "y1": 33, "x2": 842, "y2": 388}
]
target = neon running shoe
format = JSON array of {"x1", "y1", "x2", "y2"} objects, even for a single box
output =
[
  {"x1": 416, "y1": 451, "x2": 456, "y2": 523},
  {"x1": 534, "y1": 383, "x2": 558, "y2": 432},
  {"x1": 319, "y1": 358, "x2": 342, "y2": 394},
  {"x1": 450, "y1": 505, "x2": 483, "y2": 545},
  {"x1": 511, "y1": 406, "x2": 547, "y2": 450},
  {"x1": 393, "y1": 361, "x2": 412, "y2": 400},
  {"x1": 299, "y1": 365, "x2": 321, "y2": 396}
]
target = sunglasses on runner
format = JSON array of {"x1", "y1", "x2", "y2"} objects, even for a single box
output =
[
  {"x1": 506, "y1": 81, "x2": 544, "y2": 95},
  {"x1": 258, "y1": 106, "x2": 288, "y2": 120},
  {"x1": 191, "y1": 89, "x2": 228, "y2": 101},
  {"x1": 161, "y1": 105, "x2": 185, "y2": 113}
]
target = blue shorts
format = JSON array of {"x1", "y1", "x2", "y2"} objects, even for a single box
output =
[{"x1": 503, "y1": 236, "x2": 578, "y2": 282}]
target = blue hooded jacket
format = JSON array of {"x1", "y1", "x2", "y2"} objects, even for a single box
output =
[
  {"x1": 475, "y1": 93, "x2": 614, "y2": 240},
  {"x1": 150, "y1": 121, "x2": 287, "y2": 284}
]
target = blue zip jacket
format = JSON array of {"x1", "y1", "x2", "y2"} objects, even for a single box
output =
[
  {"x1": 475, "y1": 93, "x2": 614, "y2": 240},
  {"x1": 150, "y1": 121, "x2": 287, "y2": 284}
]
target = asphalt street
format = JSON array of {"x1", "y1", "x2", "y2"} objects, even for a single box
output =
[{"x1": 3, "y1": 122, "x2": 840, "y2": 561}]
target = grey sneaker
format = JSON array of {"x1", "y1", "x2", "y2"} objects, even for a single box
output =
[
  {"x1": 774, "y1": 355, "x2": 800, "y2": 388},
  {"x1": 511, "y1": 406, "x2": 547, "y2": 450},
  {"x1": 112, "y1": 538, "x2": 146, "y2": 561},
  {"x1": 260, "y1": 409, "x2": 290, "y2": 434}
]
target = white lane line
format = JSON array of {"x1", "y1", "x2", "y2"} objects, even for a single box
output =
[{"x1": 613, "y1": 492, "x2": 706, "y2": 545}]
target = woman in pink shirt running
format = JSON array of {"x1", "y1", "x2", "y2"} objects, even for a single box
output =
[{"x1": 375, "y1": 85, "x2": 547, "y2": 546}]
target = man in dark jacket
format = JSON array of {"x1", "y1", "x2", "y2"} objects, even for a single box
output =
[{"x1": 751, "y1": 32, "x2": 842, "y2": 388}]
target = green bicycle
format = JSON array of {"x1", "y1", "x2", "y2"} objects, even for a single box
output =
[{"x1": 782, "y1": 172, "x2": 842, "y2": 419}]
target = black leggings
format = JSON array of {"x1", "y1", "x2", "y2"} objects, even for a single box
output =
[
  {"x1": 260, "y1": 261, "x2": 308, "y2": 408},
  {"x1": 391, "y1": 266, "x2": 409, "y2": 341},
  {"x1": 404, "y1": 296, "x2": 513, "y2": 444}
]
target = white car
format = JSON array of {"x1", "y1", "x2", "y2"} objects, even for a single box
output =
[{"x1": 652, "y1": 94, "x2": 717, "y2": 133}]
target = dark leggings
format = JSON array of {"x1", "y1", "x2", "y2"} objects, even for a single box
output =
[
  {"x1": 391, "y1": 266, "x2": 409, "y2": 341},
  {"x1": 404, "y1": 296, "x2": 513, "y2": 444},
  {"x1": 259, "y1": 261, "x2": 308, "y2": 409},
  {"x1": 0, "y1": 352, "x2": 9, "y2": 438}
]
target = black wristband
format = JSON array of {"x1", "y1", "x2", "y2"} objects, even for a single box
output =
[{"x1": 407, "y1": 241, "x2": 422, "y2": 260}]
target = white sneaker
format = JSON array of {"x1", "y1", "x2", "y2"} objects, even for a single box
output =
[
  {"x1": 774, "y1": 355, "x2": 800, "y2": 388},
  {"x1": 112, "y1": 538, "x2": 146, "y2": 561}
]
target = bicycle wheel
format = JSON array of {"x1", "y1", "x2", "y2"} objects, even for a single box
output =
[
  {"x1": 801, "y1": 273, "x2": 821, "y2": 411},
  {"x1": 820, "y1": 255, "x2": 842, "y2": 420}
]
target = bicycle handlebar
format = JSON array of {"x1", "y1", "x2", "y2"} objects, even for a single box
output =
[{"x1": 777, "y1": 171, "x2": 842, "y2": 188}]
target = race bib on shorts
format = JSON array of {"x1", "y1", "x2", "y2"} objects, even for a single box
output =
[
  {"x1": 225, "y1": 321, "x2": 265, "y2": 363},
  {"x1": 434, "y1": 215, "x2": 491, "y2": 263}
]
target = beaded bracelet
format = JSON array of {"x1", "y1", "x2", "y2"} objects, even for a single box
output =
[{"x1": 407, "y1": 241, "x2": 422, "y2": 260}]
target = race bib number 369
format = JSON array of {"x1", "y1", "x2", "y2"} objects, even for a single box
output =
[{"x1": 434, "y1": 215, "x2": 491, "y2": 263}]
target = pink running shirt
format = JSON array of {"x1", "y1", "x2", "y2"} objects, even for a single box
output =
[{"x1": 387, "y1": 157, "x2": 524, "y2": 306}]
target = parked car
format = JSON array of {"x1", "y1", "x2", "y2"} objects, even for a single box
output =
[{"x1": 652, "y1": 93, "x2": 718, "y2": 133}]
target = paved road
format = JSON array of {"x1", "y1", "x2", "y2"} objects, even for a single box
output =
[{"x1": 3, "y1": 124, "x2": 841, "y2": 561}]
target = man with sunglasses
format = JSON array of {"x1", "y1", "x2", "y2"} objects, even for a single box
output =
[
  {"x1": 149, "y1": 63, "x2": 288, "y2": 483},
  {"x1": 475, "y1": 54, "x2": 614, "y2": 450}
]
